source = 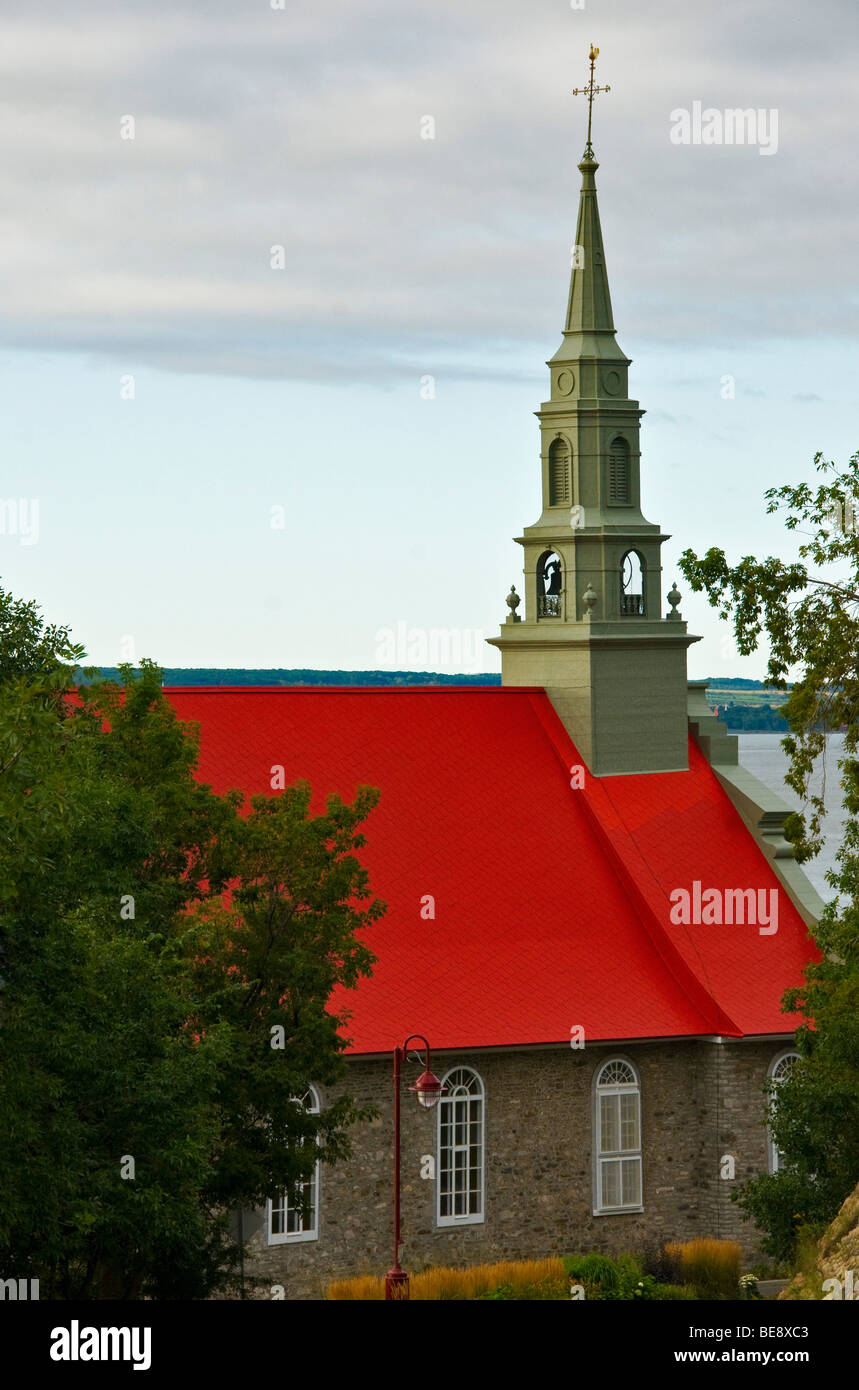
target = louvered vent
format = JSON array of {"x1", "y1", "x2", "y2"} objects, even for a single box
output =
[
  {"x1": 548, "y1": 439, "x2": 571, "y2": 506},
  {"x1": 609, "y1": 437, "x2": 631, "y2": 504}
]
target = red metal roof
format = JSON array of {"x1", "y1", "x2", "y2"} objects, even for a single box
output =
[{"x1": 163, "y1": 687, "x2": 817, "y2": 1055}]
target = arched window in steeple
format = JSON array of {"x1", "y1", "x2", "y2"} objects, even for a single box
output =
[
  {"x1": 620, "y1": 551, "x2": 644, "y2": 616},
  {"x1": 537, "y1": 551, "x2": 563, "y2": 618},
  {"x1": 548, "y1": 437, "x2": 571, "y2": 506},
  {"x1": 608, "y1": 436, "x2": 631, "y2": 504}
]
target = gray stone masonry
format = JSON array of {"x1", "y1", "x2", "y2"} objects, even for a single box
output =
[{"x1": 240, "y1": 1038, "x2": 788, "y2": 1299}]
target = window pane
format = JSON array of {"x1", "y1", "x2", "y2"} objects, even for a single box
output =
[
  {"x1": 621, "y1": 1158, "x2": 641, "y2": 1206},
  {"x1": 601, "y1": 1159, "x2": 621, "y2": 1208},
  {"x1": 620, "y1": 1092, "x2": 639, "y2": 1151},
  {"x1": 600, "y1": 1094, "x2": 619, "y2": 1154}
]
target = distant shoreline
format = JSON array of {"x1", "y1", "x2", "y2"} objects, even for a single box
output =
[{"x1": 81, "y1": 667, "x2": 795, "y2": 730}]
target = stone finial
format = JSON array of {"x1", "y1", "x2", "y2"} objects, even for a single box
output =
[
  {"x1": 505, "y1": 585, "x2": 522, "y2": 623},
  {"x1": 667, "y1": 580, "x2": 682, "y2": 620},
  {"x1": 582, "y1": 582, "x2": 598, "y2": 616}
]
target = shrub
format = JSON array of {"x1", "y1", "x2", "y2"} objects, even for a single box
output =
[
  {"x1": 748, "y1": 1259, "x2": 790, "y2": 1281},
  {"x1": 615, "y1": 1252, "x2": 644, "y2": 1284},
  {"x1": 733, "y1": 1170, "x2": 827, "y2": 1266},
  {"x1": 738, "y1": 1273, "x2": 762, "y2": 1300},
  {"x1": 664, "y1": 1239, "x2": 742, "y2": 1298},
  {"x1": 564, "y1": 1252, "x2": 660, "y2": 1300},
  {"x1": 790, "y1": 1223, "x2": 827, "y2": 1300},
  {"x1": 627, "y1": 1274, "x2": 658, "y2": 1299},
  {"x1": 645, "y1": 1242, "x2": 681, "y2": 1284},
  {"x1": 476, "y1": 1275, "x2": 568, "y2": 1301},
  {"x1": 563, "y1": 1253, "x2": 621, "y2": 1291}
]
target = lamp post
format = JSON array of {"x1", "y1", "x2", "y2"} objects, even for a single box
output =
[{"x1": 385, "y1": 1034, "x2": 443, "y2": 1301}]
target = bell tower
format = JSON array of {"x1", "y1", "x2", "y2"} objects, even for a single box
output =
[{"x1": 487, "y1": 47, "x2": 700, "y2": 775}]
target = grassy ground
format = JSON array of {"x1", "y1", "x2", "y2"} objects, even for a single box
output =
[{"x1": 327, "y1": 1245, "x2": 753, "y2": 1301}]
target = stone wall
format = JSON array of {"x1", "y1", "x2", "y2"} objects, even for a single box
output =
[
  {"x1": 241, "y1": 1037, "x2": 786, "y2": 1299},
  {"x1": 695, "y1": 1040, "x2": 789, "y2": 1246}
]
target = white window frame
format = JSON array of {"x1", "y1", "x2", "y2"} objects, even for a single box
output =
[
  {"x1": 767, "y1": 1050, "x2": 800, "y2": 1175},
  {"x1": 436, "y1": 1066, "x2": 485, "y2": 1228},
  {"x1": 266, "y1": 1085, "x2": 321, "y2": 1245},
  {"x1": 593, "y1": 1057, "x2": 643, "y2": 1215}
]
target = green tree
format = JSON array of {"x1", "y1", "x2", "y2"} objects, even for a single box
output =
[
  {"x1": 0, "y1": 587, "x2": 382, "y2": 1297},
  {"x1": 679, "y1": 451, "x2": 859, "y2": 1261},
  {"x1": 0, "y1": 582, "x2": 84, "y2": 682}
]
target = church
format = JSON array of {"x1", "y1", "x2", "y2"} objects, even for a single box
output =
[{"x1": 163, "y1": 69, "x2": 822, "y2": 1299}]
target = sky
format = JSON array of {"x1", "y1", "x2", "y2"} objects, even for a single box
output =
[{"x1": 0, "y1": 0, "x2": 856, "y2": 679}]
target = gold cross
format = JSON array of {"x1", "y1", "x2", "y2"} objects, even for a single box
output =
[{"x1": 572, "y1": 44, "x2": 610, "y2": 158}]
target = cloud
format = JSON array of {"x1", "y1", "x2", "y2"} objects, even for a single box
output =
[{"x1": 0, "y1": 0, "x2": 856, "y2": 383}]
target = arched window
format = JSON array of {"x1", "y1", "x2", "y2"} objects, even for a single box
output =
[
  {"x1": 537, "y1": 550, "x2": 563, "y2": 618},
  {"x1": 767, "y1": 1051, "x2": 800, "y2": 1174},
  {"x1": 549, "y1": 437, "x2": 571, "y2": 506},
  {"x1": 437, "y1": 1066, "x2": 485, "y2": 1226},
  {"x1": 608, "y1": 436, "x2": 631, "y2": 504},
  {"x1": 620, "y1": 550, "x2": 645, "y2": 616},
  {"x1": 594, "y1": 1059, "x2": 642, "y2": 1213},
  {"x1": 267, "y1": 1085, "x2": 321, "y2": 1244}
]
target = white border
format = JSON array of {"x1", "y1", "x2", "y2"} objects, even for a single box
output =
[
  {"x1": 266, "y1": 1084, "x2": 322, "y2": 1245},
  {"x1": 436, "y1": 1065, "x2": 485, "y2": 1228},
  {"x1": 767, "y1": 1048, "x2": 800, "y2": 1175},
  {"x1": 592, "y1": 1056, "x2": 644, "y2": 1216}
]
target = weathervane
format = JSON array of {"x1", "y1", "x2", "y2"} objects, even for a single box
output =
[{"x1": 572, "y1": 44, "x2": 610, "y2": 159}]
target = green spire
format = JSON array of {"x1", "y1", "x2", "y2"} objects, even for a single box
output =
[
  {"x1": 487, "y1": 46, "x2": 703, "y2": 778},
  {"x1": 557, "y1": 46, "x2": 623, "y2": 362},
  {"x1": 564, "y1": 154, "x2": 615, "y2": 334}
]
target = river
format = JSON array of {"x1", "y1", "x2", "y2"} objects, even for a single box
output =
[{"x1": 736, "y1": 732, "x2": 845, "y2": 903}]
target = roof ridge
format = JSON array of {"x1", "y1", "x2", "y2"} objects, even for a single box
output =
[
  {"x1": 525, "y1": 693, "x2": 743, "y2": 1038},
  {"x1": 159, "y1": 685, "x2": 542, "y2": 694}
]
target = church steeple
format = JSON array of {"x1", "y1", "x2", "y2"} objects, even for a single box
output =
[
  {"x1": 487, "y1": 49, "x2": 700, "y2": 776},
  {"x1": 564, "y1": 153, "x2": 616, "y2": 336},
  {"x1": 564, "y1": 46, "x2": 616, "y2": 336}
]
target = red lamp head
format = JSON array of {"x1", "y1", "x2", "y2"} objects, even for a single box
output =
[{"x1": 410, "y1": 1069, "x2": 443, "y2": 1110}]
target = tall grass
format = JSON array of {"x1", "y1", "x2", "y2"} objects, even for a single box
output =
[
  {"x1": 663, "y1": 1239, "x2": 742, "y2": 1298},
  {"x1": 327, "y1": 1257, "x2": 567, "y2": 1301},
  {"x1": 327, "y1": 1273, "x2": 387, "y2": 1301},
  {"x1": 564, "y1": 1251, "x2": 642, "y2": 1292}
]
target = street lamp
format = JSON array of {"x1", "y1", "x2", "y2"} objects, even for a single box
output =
[{"x1": 385, "y1": 1034, "x2": 443, "y2": 1301}]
